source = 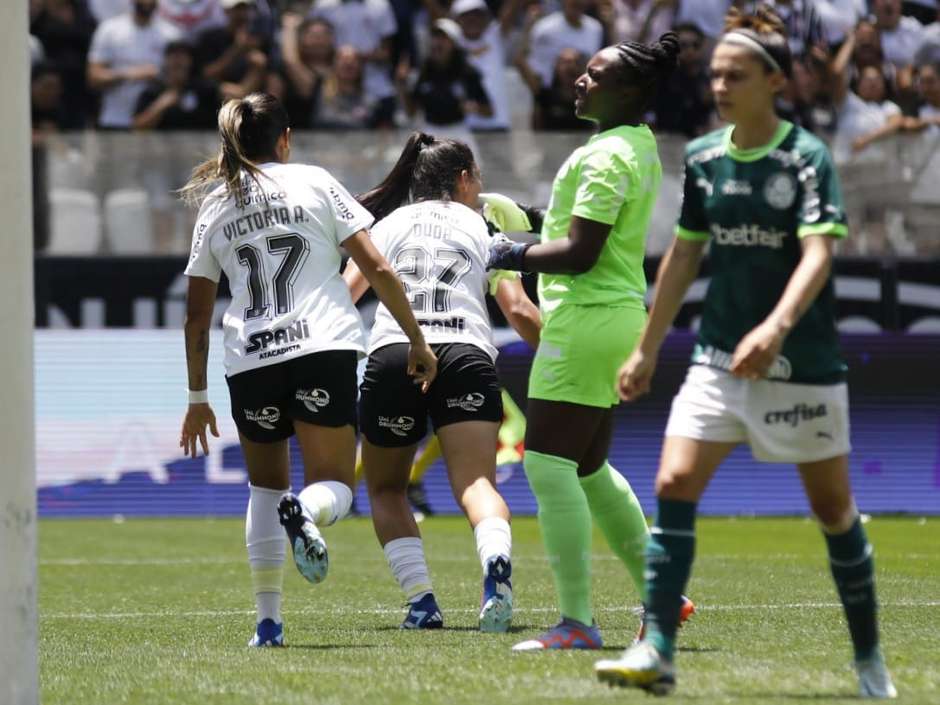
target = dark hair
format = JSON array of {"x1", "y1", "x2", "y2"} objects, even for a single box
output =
[
  {"x1": 179, "y1": 92, "x2": 290, "y2": 207},
  {"x1": 722, "y1": 5, "x2": 793, "y2": 78},
  {"x1": 31, "y1": 61, "x2": 62, "y2": 82},
  {"x1": 164, "y1": 40, "x2": 194, "y2": 58},
  {"x1": 357, "y1": 132, "x2": 476, "y2": 221},
  {"x1": 300, "y1": 16, "x2": 334, "y2": 36},
  {"x1": 612, "y1": 32, "x2": 680, "y2": 105},
  {"x1": 673, "y1": 22, "x2": 705, "y2": 41}
]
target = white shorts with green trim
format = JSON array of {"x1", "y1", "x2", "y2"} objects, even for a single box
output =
[{"x1": 664, "y1": 365, "x2": 851, "y2": 464}]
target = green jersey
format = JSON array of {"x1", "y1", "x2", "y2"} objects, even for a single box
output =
[
  {"x1": 538, "y1": 124, "x2": 662, "y2": 310},
  {"x1": 677, "y1": 121, "x2": 848, "y2": 384}
]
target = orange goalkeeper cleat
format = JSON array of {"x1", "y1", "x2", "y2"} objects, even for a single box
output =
[{"x1": 635, "y1": 595, "x2": 695, "y2": 643}]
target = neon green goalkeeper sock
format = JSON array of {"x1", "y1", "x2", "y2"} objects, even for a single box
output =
[
  {"x1": 523, "y1": 450, "x2": 593, "y2": 625},
  {"x1": 580, "y1": 462, "x2": 649, "y2": 599}
]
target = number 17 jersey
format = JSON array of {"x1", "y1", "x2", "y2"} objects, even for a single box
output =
[
  {"x1": 185, "y1": 162, "x2": 374, "y2": 376},
  {"x1": 368, "y1": 200, "x2": 505, "y2": 360}
]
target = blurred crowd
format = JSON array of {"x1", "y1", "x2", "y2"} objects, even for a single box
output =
[{"x1": 29, "y1": 0, "x2": 940, "y2": 152}]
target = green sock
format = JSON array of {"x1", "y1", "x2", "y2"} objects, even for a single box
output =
[
  {"x1": 824, "y1": 516, "x2": 879, "y2": 661},
  {"x1": 645, "y1": 498, "x2": 697, "y2": 660},
  {"x1": 579, "y1": 462, "x2": 649, "y2": 599},
  {"x1": 523, "y1": 449, "x2": 593, "y2": 625}
]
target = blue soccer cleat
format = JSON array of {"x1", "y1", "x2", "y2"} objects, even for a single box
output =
[
  {"x1": 401, "y1": 592, "x2": 444, "y2": 630},
  {"x1": 512, "y1": 617, "x2": 602, "y2": 651},
  {"x1": 248, "y1": 618, "x2": 284, "y2": 647},
  {"x1": 278, "y1": 494, "x2": 329, "y2": 584},
  {"x1": 479, "y1": 556, "x2": 513, "y2": 633}
]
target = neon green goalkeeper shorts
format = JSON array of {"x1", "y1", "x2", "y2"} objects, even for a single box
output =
[{"x1": 528, "y1": 302, "x2": 647, "y2": 408}]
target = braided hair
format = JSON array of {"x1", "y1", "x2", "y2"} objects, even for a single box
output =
[{"x1": 611, "y1": 32, "x2": 680, "y2": 105}]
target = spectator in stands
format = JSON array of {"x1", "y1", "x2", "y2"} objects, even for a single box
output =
[
  {"x1": 874, "y1": 0, "x2": 926, "y2": 69},
  {"x1": 397, "y1": 19, "x2": 492, "y2": 130},
  {"x1": 778, "y1": 48, "x2": 838, "y2": 135},
  {"x1": 32, "y1": 63, "x2": 68, "y2": 135},
  {"x1": 852, "y1": 19, "x2": 888, "y2": 70},
  {"x1": 600, "y1": 0, "x2": 676, "y2": 45},
  {"x1": 313, "y1": 45, "x2": 393, "y2": 129},
  {"x1": 87, "y1": 0, "x2": 181, "y2": 128},
  {"x1": 157, "y1": 0, "x2": 226, "y2": 41},
  {"x1": 307, "y1": 0, "x2": 398, "y2": 125},
  {"x1": 133, "y1": 41, "x2": 219, "y2": 129},
  {"x1": 268, "y1": 14, "x2": 336, "y2": 128},
  {"x1": 832, "y1": 25, "x2": 908, "y2": 161},
  {"x1": 814, "y1": 0, "x2": 867, "y2": 46},
  {"x1": 528, "y1": 0, "x2": 604, "y2": 86},
  {"x1": 652, "y1": 21, "x2": 713, "y2": 136},
  {"x1": 902, "y1": 0, "x2": 938, "y2": 26},
  {"x1": 909, "y1": 60, "x2": 940, "y2": 131},
  {"x1": 446, "y1": 0, "x2": 527, "y2": 132},
  {"x1": 673, "y1": 0, "x2": 732, "y2": 42},
  {"x1": 737, "y1": 0, "x2": 826, "y2": 56},
  {"x1": 196, "y1": 0, "x2": 270, "y2": 101},
  {"x1": 30, "y1": 0, "x2": 98, "y2": 129},
  {"x1": 88, "y1": 0, "x2": 129, "y2": 22},
  {"x1": 516, "y1": 31, "x2": 591, "y2": 131}
]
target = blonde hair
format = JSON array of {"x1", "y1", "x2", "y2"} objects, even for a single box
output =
[{"x1": 179, "y1": 93, "x2": 289, "y2": 208}]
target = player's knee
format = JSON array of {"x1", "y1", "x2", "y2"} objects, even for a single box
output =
[
  {"x1": 654, "y1": 466, "x2": 696, "y2": 499},
  {"x1": 813, "y1": 499, "x2": 858, "y2": 533},
  {"x1": 456, "y1": 476, "x2": 498, "y2": 508}
]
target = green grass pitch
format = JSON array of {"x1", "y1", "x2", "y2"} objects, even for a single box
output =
[{"x1": 40, "y1": 516, "x2": 939, "y2": 704}]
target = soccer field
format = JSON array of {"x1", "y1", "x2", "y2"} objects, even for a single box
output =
[{"x1": 39, "y1": 517, "x2": 939, "y2": 704}]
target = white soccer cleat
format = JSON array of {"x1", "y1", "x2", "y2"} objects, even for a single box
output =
[
  {"x1": 595, "y1": 641, "x2": 676, "y2": 695},
  {"x1": 856, "y1": 649, "x2": 898, "y2": 699},
  {"x1": 479, "y1": 556, "x2": 513, "y2": 633},
  {"x1": 277, "y1": 494, "x2": 329, "y2": 584}
]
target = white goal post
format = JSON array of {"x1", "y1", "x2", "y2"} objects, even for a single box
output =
[{"x1": 0, "y1": 1, "x2": 38, "y2": 703}]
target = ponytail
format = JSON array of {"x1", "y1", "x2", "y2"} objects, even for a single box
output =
[
  {"x1": 357, "y1": 131, "x2": 434, "y2": 221},
  {"x1": 179, "y1": 93, "x2": 289, "y2": 208}
]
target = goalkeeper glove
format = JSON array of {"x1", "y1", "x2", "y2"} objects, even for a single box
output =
[
  {"x1": 480, "y1": 192, "x2": 544, "y2": 233},
  {"x1": 486, "y1": 233, "x2": 532, "y2": 272}
]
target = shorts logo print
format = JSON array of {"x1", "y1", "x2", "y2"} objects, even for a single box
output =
[
  {"x1": 445, "y1": 392, "x2": 485, "y2": 412},
  {"x1": 378, "y1": 415, "x2": 416, "y2": 437},
  {"x1": 296, "y1": 388, "x2": 330, "y2": 413},
  {"x1": 763, "y1": 403, "x2": 828, "y2": 427},
  {"x1": 244, "y1": 406, "x2": 281, "y2": 430}
]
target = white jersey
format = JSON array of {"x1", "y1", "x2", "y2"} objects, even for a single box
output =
[
  {"x1": 368, "y1": 200, "x2": 511, "y2": 360},
  {"x1": 185, "y1": 162, "x2": 374, "y2": 376}
]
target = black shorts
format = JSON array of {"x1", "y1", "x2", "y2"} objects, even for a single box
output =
[
  {"x1": 359, "y1": 342, "x2": 503, "y2": 447},
  {"x1": 226, "y1": 350, "x2": 359, "y2": 443}
]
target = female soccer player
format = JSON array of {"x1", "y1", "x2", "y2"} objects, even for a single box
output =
[
  {"x1": 486, "y1": 33, "x2": 694, "y2": 651},
  {"x1": 343, "y1": 132, "x2": 541, "y2": 632},
  {"x1": 177, "y1": 93, "x2": 437, "y2": 648},
  {"x1": 593, "y1": 9, "x2": 897, "y2": 698}
]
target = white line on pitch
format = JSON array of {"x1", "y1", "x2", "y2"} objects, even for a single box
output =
[
  {"x1": 40, "y1": 601, "x2": 940, "y2": 621},
  {"x1": 40, "y1": 552, "x2": 935, "y2": 566}
]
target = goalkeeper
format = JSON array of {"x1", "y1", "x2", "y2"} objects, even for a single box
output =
[{"x1": 483, "y1": 33, "x2": 694, "y2": 652}]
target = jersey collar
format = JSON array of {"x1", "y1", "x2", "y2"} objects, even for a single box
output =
[{"x1": 723, "y1": 120, "x2": 793, "y2": 162}]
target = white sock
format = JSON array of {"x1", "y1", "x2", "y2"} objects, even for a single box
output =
[
  {"x1": 383, "y1": 537, "x2": 433, "y2": 603},
  {"x1": 255, "y1": 593, "x2": 281, "y2": 623},
  {"x1": 473, "y1": 516, "x2": 512, "y2": 572},
  {"x1": 298, "y1": 480, "x2": 353, "y2": 526},
  {"x1": 246, "y1": 485, "x2": 287, "y2": 623}
]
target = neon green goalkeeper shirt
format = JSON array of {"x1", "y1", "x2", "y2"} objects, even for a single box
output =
[{"x1": 537, "y1": 123, "x2": 662, "y2": 310}]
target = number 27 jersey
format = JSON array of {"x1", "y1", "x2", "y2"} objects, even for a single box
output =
[
  {"x1": 185, "y1": 162, "x2": 374, "y2": 376},
  {"x1": 368, "y1": 200, "x2": 505, "y2": 360}
]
